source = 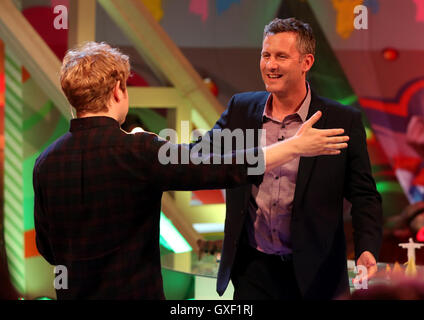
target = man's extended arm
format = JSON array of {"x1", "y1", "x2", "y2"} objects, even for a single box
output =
[
  {"x1": 344, "y1": 110, "x2": 383, "y2": 279},
  {"x1": 135, "y1": 111, "x2": 348, "y2": 192}
]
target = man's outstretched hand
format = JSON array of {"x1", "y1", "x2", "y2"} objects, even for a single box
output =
[
  {"x1": 263, "y1": 111, "x2": 350, "y2": 171},
  {"x1": 294, "y1": 111, "x2": 349, "y2": 157}
]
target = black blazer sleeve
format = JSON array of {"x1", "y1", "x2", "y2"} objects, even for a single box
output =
[
  {"x1": 33, "y1": 160, "x2": 56, "y2": 265},
  {"x1": 129, "y1": 97, "x2": 262, "y2": 191},
  {"x1": 344, "y1": 110, "x2": 383, "y2": 261}
]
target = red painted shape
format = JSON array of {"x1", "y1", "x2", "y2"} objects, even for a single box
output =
[
  {"x1": 203, "y1": 78, "x2": 219, "y2": 96},
  {"x1": 22, "y1": 7, "x2": 68, "y2": 60},
  {"x1": 359, "y1": 79, "x2": 424, "y2": 117},
  {"x1": 22, "y1": 5, "x2": 151, "y2": 88},
  {"x1": 127, "y1": 72, "x2": 149, "y2": 87},
  {"x1": 412, "y1": 168, "x2": 424, "y2": 186},
  {"x1": 393, "y1": 156, "x2": 422, "y2": 173},
  {"x1": 0, "y1": 72, "x2": 4, "y2": 92},
  {"x1": 24, "y1": 229, "x2": 40, "y2": 258},
  {"x1": 0, "y1": 74, "x2": 4, "y2": 108},
  {"x1": 50, "y1": 0, "x2": 69, "y2": 8},
  {"x1": 22, "y1": 67, "x2": 31, "y2": 83},
  {"x1": 417, "y1": 227, "x2": 424, "y2": 242},
  {"x1": 192, "y1": 190, "x2": 225, "y2": 204}
]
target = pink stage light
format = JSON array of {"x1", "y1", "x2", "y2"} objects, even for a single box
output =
[{"x1": 417, "y1": 226, "x2": 424, "y2": 242}]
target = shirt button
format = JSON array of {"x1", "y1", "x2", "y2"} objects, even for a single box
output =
[
  {"x1": 275, "y1": 176, "x2": 279, "y2": 180},
  {"x1": 273, "y1": 203, "x2": 277, "y2": 206}
]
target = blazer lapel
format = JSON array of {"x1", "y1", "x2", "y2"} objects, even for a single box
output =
[
  {"x1": 252, "y1": 92, "x2": 269, "y2": 131},
  {"x1": 293, "y1": 92, "x2": 328, "y2": 213}
]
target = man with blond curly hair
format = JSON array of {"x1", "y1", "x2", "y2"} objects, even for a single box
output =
[{"x1": 33, "y1": 42, "x2": 348, "y2": 299}]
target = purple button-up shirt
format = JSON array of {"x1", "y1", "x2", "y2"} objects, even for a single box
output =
[{"x1": 246, "y1": 85, "x2": 311, "y2": 255}]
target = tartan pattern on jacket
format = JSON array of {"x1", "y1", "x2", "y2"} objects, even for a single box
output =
[{"x1": 33, "y1": 116, "x2": 256, "y2": 299}]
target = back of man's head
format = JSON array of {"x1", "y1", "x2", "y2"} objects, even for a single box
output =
[{"x1": 60, "y1": 42, "x2": 130, "y2": 117}]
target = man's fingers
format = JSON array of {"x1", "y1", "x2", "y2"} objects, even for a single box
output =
[
  {"x1": 367, "y1": 264, "x2": 378, "y2": 278},
  {"x1": 357, "y1": 265, "x2": 377, "y2": 284},
  {"x1": 321, "y1": 149, "x2": 341, "y2": 155},
  {"x1": 326, "y1": 143, "x2": 348, "y2": 150},
  {"x1": 353, "y1": 261, "x2": 378, "y2": 286},
  {"x1": 319, "y1": 128, "x2": 345, "y2": 136},
  {"x1": 304, "y1": 111, "x2": 322, "y2": 128},
  {"x1": 326, "y1": 136, "x2": 350, "y2": 143}
]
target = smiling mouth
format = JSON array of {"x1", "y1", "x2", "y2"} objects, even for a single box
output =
[{"x1": 267, "y1": 74, "x2": 283, "y2": 79}]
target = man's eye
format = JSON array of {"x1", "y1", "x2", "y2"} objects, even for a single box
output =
[{"x1": 278, "y1": 55, "x2": 287, "y2": 59}]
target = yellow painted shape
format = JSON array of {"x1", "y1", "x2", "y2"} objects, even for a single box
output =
[
  {"x1": 392, "y1": 261, "x2": 403, "y2": 274},
  {"x1": 141, "y1": 0, "x2": 164, "y2": 21},
  {"x1": 404, "y1": 259, "x2": 418, "y2": 277},
  {"x1": 332, "y1": 0, "x2": 363, "y2": 39}
]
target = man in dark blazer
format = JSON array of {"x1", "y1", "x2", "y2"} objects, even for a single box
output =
[
  {"x1": 33, "y1": 42, "x2": 348, "y2": 299},
  {"x1": 211, "y1": 18, "x2": 383, "y2": 299}
]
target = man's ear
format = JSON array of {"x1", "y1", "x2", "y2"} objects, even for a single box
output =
[
  {"x1": 113, "y1": 81, "x2": 122, "y2": 102},
  {"x1": 302, "y1": 54, "x2": 315, "y2": 73}
]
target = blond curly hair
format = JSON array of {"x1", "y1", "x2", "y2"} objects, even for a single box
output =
[{"x1": 60, "y1": 42, "x2": 130, "y2": 116}]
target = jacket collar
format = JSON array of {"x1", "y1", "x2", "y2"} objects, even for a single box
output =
[
  {"x1": 253, "y1": 85, "x2": 326, "y2": 129},
  {"x1": 70, "y1": 116, "x2": 120, "y2": 132}
]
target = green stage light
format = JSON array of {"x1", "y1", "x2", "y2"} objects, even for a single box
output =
[
  {"x1": 337, "y1": 94, "x2": 358, "y2": 106},
  {"x1": 376, "y1": 181, "x2": 403, "y2": 194},
  {"x1": 160, "y1": 212, "x2": 192, "y2": 253},
  {"x1": 365, "y1": 127, "x2": 373, "y2": 140}
]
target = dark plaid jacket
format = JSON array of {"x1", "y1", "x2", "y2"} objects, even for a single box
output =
[{"x1": 33, "y1": 116, "x2": 258, "y2": 300}]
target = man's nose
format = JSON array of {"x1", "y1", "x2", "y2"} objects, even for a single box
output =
[{"x1": 266, "y1": 58, "x2": 278, "y2": 70}]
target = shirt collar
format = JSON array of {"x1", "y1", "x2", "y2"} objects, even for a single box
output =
[
  {"x1": 263, "y1": 82, "x2": 311, "y2": 123},
  {"x1": 70, "y1": 116, "x2": 120, "y2": 132}
]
